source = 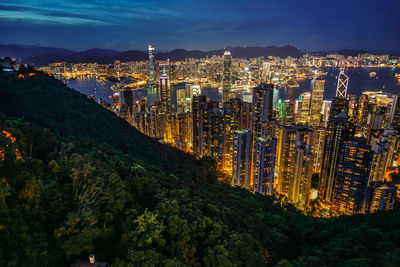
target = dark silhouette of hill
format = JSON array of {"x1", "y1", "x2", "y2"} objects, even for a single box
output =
[
  {"x1": 2, "y1": 44, "x2": 399, "y2": 66},
  {"x1": 1, "y1": 44, "x2": 303, "y2": 65},
  {"x1": 0, "y1": 44, "x2": 75, "y2": 59}
]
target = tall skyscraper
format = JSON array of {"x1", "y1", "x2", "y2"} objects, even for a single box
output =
[
  {"x1": 331, "y1": 136, "x2": 373, "y2": 216},
  {"x1": 253, "y1": 136, "x2": 277, "y2": 195},
  {"x1": 310, "y1": 78, "x2": 325, "y2": 126},
  {"x1": 277, "y1": 126, "x2": 311, "y2": 196},
  {"x1": 328, "y1": 97, "x2": 349, "y2": 125},
  {"x1": 369, "y1": 141, "x2": 389, "y2": 183},
  {"x1": 147, "y1": 45, "x2": 158, "y2": 108},
  {"x1": 159, "y1": 66, "x2": 171, "y2": 113},
  {"x1": 251, "y1": 83, "x2": 274, "y2": 138},
  {"x1": 288, "y1": 141, "x2": 312, "y2": 210},
  {"x1": 232, "y1": 129, "x2": 252, "y2": 188},
  {"x1": 310, "y1": 127, "x2": 326, "y2": 173},
  {"x1": 192, "y1": 96, "x2": 209, "y2": 156},
  {"x1": 389, "y1": 95, "x2": 400, "y2": 130},
  {"x1": 336, "y1": 68, "x2": 349, "y2": 98},
  {"x1": 299, "y1": 92, "x2": 311, "y2": 125},
  {"x1": 262, "y1": 61, "x2": 271, "y2": 83},
  {"x1": 204, "y1": 107, "x2": 224, "y2": 160},
  {"x1": 318, "y1": 111, "x2": 353, "y2": 203},
  {"x1": 222, "y1": 51, "x2": 232, "y2": 103},
  {"x1": 148, "y1": 45, "x2": 155, "y2": 82},
  {"x1": 176, "y1": 89, "x2": 186, "y2": 114},
  {"x1": 284, "y1": 99, "x2": 295, "y2": 126}
]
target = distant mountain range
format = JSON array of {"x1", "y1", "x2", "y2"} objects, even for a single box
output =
[{"x1": 1, "y1": 44, "x2": 396, "y2": 66}]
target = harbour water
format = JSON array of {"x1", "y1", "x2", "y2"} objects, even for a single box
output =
[{"x1": 67, "y1": 67, "x2": 400, "y2": 105}]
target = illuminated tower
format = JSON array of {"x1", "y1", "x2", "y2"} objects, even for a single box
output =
[
  {"x1": 336, "y1": 68, "x2": 349, "y2": 98},
  {"x1": 222, "y1": 51, "x2": 232, "y2": 103},
  {"x1": 253, "y1": 136, "x2": 277, "y2": 195},
  {"x1": 389, "y1": 95, "x2": 400, "y2": 130},
  {"x1": 318, "y1": 111, "x2": 353, "y2": 203},
  {"x1": 277, "y1": 127, "x2": 296, "y2": 195},
  {"x1": 299, "y1": 92, "x2": 311, "y2": 125},
  {"x1": 310, "y1": 78, "x2": 325, "y2": 126},
  {"x1": 204, "y1": 107, "x2": 224, "y2": 160},
  {"x1": 277, "y1": 126, "x2": 311, "y2": 196},
  {"x1": 147, "y1": 45, "x2": 158, "y2": 108},
  {"x1": 284, "y1": 99, "x2": 295, "y2": 126},
  {"x1": 262, "y1": 61, "x2": 271, "y2": 83},
  {"x1": 148, "y1": 45, "x2": 155, "y2": 82},
  {"x1": 159, "y1": 66, "x2": 171, "y2": 113},
  {"x1": 331, "y1": 136, "x2": 372, "y2": 216},
  {"x1": 369, "y1": 142, "x2": 389, "y2": 183},
  {"x1": 251, "y1": 83, "x2": 274, "y2": 138},
  {"x1": 176, "y1": 89, "x2": 186, "y2": 114},
  {"x1": 288, "y1": 142, "x2": 312, "y2": 210},
  {"x1": 232, "y1": 129, "x2": 253, "y2": 188},
  {"x1": 328, "y1": 97, "x2": 349, "y2": 126},
  {"x1": 192, "y1": 96, "x2": 209, "y2": 156}
]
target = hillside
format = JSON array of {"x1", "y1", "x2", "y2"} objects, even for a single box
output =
[
  {"x1": 1, "y1": 67, "x2": 400, "y2": 266},
  {"x1": 1, "y1": 44, "x2": 303, "y2": 65}
]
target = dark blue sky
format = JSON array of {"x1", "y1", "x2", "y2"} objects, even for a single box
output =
[{"x1": 0, "y1": 0, "x2": 399, "y2": 52}]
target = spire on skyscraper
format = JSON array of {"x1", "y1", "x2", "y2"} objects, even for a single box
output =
[{"x1": 336, "y1": 68, "x2": 349, "y2": 98}]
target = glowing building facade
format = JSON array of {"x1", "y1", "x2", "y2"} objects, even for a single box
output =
[
  {"x1": 310, "y1": 79, "x2": 325, "y2": 126},
  {"x1": 222, "y1": 51, "x2": 232, "y2": 103}
]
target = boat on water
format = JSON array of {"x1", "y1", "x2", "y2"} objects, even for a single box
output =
[{"x1": 369, "y1": 72, "x2": 377, "y2": 77}]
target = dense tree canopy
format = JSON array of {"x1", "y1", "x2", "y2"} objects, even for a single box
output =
[{"x1": 1, "y1": 68, "x2": 400, "y2": 266}]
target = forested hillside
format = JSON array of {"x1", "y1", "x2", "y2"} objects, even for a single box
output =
[{"x1": 1, "y1": 67, "x2": 400, "y2": 266}]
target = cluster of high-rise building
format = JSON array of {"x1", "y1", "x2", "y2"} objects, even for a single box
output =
[{"x1": 43, "y1": 47, "x2": 400, "y2": 217}]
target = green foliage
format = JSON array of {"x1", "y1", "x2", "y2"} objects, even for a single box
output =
[{"x1": 1, "y1": 69, "x2": 400, "y2": 266}]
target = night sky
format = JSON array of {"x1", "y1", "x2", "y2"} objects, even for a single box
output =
[{"x1": 0, "y1": 0, "x2": 399, "y2": 52}]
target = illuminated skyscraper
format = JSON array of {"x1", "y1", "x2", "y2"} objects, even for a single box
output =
[
  {"x1": 147, "y1": 45, "x2": 158, "y2": 108},
  {"x1": 284, "y1": 99, "x2": 295, "y2": 126},
  {"x1": 336, "y1": 68, "x2": 349, "y2": 98},
  {"x1": 328, "y1": 97, "x2": 349, "y2": 126},
  {"x1": 159, "y1": 66, "x2": 171, "y2": 112},
  {"x1": 251, "y1": 83, "x2": 274, "y2": 138},
  {"x1": 331, "y1": 136, "x2": 372, "y2": 216},
  {"x1": 389, "y1": 95, "x2": 400, "y2": 130},
  {"x1": 369, "y1": 142, "x2": 389, "y2": 183},
  {"x1": 310, "y1": 127, "x2": 326, "y2": 173},
  {"x1": 176, "y1": 89, "x2": 186, "y2": 114},
  {"x1": 232, "y1": 129, "x2": 253, "y2": 188},
  {"x1": 222, "y1": 51, "x2": 232, "y2": 103},
  {"x1": 299, "y1": 92, "x2": 311, "y2": 125},
  {"x1": 318, "y1": 111, "x2": 353, "y2": 203},
  {"x1": 262, "y1": 61, "x2": 271, "y2": 83},
  {"x1": 148, "y1": 45, "x2": 155, "y2": 82},
  {"x1": 253, "y1": 136, "x2": 277, "y2": 195},
  {"x1": 310, "y1": 78, "x2": 325, "y2": 126},
  {"x1": 192, "y1": 96, "x2": 209, "y2": 156},
  {"x1": 288, "y1": 141, "x2": 312, "y2": 210},
  {"x1": 204, "y1": 107, "x2": 224, "y2": 160},
  {"x1": 277, "y1": 126, "x2": 311, "y2": 196}
]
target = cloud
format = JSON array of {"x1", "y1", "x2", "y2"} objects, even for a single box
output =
[{"x1": 0, "y1": 4, "x2": 110, "y2": 25}]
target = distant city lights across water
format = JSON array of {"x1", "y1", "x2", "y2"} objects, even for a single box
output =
[{"x1": 67, "y1": 67, "x2": 400, "y2": 105}]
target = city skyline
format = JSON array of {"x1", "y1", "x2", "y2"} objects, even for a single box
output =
[{"x1": 0, "y1": 0, "x2": 399, "y2": 52}]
